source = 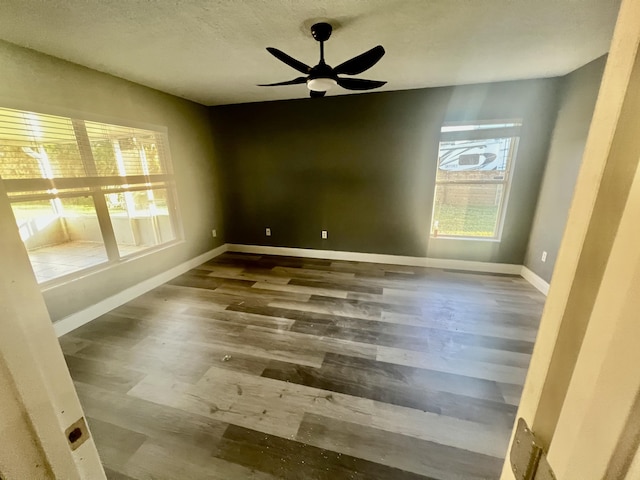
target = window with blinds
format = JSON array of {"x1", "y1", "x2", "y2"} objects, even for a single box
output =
[
  {"x1": 0, "y1": 107, "x2": 181, "y2": 284},
  {"x1": 431, "y1": 121, "x2": 522, "y2": 240}
]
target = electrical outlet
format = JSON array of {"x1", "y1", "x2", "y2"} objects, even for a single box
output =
[
  {"x1": 266, "y1": 228, "x2": 271, "y2": 237},
  {"x1": 321, "y1": 230, "x2": 328, "y2": 239},
  {"x1": 211, "y1": 229, "x2": 217, "y2": 238},
  {"x1": 541, "y1": 251, "x2": 547, "y2": 262}
]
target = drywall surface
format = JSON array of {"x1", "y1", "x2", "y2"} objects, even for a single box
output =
[
  {"x1": 211, "y1": 79, "x2": 559, "y2": 263},
  {"x1": 0, "y1": 360, "x2": 53, "y2": 479},
  {"x1": 0, "y1": 41, "x2": 224, "y2": 321},
  {"x1": 0, "y1": 0, "x2": 620, "y2": 105},
  {"x1": 525, "y1": 57, "x2": 607, "y2": 282}
]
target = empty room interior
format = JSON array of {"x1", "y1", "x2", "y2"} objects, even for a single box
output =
[{"x1": 2, "y1": 0, "x2": 640, "y2": 479}]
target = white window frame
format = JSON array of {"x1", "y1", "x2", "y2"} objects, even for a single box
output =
[
  {"x1": 0, "y1": 106, "x2": 183, "y2": 286},
  {"x1": 430, "y1": 121, "x2": 522, "y2": 241}
]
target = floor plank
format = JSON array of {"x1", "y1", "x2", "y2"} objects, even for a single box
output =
[
  {"x1": 59, "y1": 252, "x2": 544, "y2": 479},
  {"x1": 217, "y1": 424, "x2": 435, "y2": 480},
  {"x1": 122, "y1": 438, "x2": 279, "y2": 480},
  {"x1": 86, "y1": 417, "x2": 147, "y2": 471},
  {"x1": 260, "y1": 354, "x2": 517, "y2": 428},
  {"x1": 297, "y1": 413, "x2": 503, "y2": 480}
]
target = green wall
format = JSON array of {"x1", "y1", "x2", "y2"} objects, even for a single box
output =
[
  {"x1": 525, "y1": 57, "x2": 607, "y2": 282},
  {"x1": 211, "y1": 79, "x2": 560, "y2": 264},
  {"x1": 0, "y1": 40, "x2": 225, "y2": 322},
  {"x1": 0, "y1": 37, "x2": 606, "y2": 322}
]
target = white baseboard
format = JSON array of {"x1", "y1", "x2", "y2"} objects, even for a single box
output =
[
  {"x1": 520, "y1": 266, "x2": 550, "y2": 295},
  {"x1": 53, "y1": 244, "x2": 228, "y2": 337},
  {"x1": 226, "y1": 244, "x2": 523, "y2": 275},
  {"x1": 54, "y1": 243, "x2": 548, "y2": 338}
]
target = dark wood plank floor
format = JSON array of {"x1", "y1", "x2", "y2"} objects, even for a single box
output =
[{"x1": 59, "y1": 252, "x2": 544, "y2": 480}]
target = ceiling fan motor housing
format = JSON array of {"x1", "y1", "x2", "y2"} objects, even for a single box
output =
[
  {"x1": 311, "y1": 22, "x2": 333, "y2": 42},
  {"x1": 308, "y1": 62, "x2": 336, "y2": 79}
]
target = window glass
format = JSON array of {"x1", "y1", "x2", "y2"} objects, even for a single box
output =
[
  {"x1": 105, "y1": 188, "x2": 176, "y2": 257},
  {"x1": 432, "y1": 183, "x2": 504, "y2": 238},
  {"x1": 11, "y1": 196, "x2": 108, "y2": 283},
  {"x1": 437, "y1": 138, "x2": 513, "y2": 175},
  {"x1": 0, "y1": 106, "x2": 181, "y2": 285},
  {"x1": 431, "y1": 122, "x2": 521, "y2": 239}
]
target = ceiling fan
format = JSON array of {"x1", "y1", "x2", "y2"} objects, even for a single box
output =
[{"x1": 258, "y1": 22, "x2": 386, "y2": 98}]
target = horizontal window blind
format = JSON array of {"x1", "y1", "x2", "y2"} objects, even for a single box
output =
[
  {"x1": 0, "y1": 106, "x2": 181, "y2": 284},
  {"x1": 0, "y1": 107, "x2": 170, "y2": 185},
  {"x1": 0, "y1": 109, "x2": 84, "y2": 179},
  {"x1": 84, "y1": 121, "x2": 170, "y2": 177}
]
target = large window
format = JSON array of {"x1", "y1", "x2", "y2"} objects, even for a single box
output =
[
  {"x1": 0, "y1": 107, "x2": 181, "y2": 284},
  {"x1": 430, "y1": 121, "x2": 522, "y2": 239}
]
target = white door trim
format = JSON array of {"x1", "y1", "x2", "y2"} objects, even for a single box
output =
[{"x1": 0, "y1": 180, "x2": 105, "y2": 479}]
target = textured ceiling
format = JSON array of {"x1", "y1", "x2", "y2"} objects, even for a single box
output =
[{"x1": 0, "y1": 0, "x2": 621, "y2": 106}]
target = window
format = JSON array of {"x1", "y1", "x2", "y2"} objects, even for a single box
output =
[
  {"x1": 430, "y1": 121, "x2": 522, "y2": 239},
  {"x1": 0, "y1": 107, "x2": 181, "y2": 284}
]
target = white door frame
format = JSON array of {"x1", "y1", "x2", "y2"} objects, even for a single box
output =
[
  {"x1": 0, "y1": 178, "x2": 105, "y2": 479},
  {"x1": 501, "y1": 0, "x2": 640, "y2": 477}
]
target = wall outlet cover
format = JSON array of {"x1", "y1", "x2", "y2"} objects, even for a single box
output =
[
  {"x1": 266, "y1": 228, "x2": 271, "y2": 236},
  {"x1": 212, "y1": 229, "x2": 217, "y2": 238},
  {"x1": 321, "y1": 230, "x2": 328, "y2": 239},
  {"x1": 541, "y1": 251, "x2": 547, "y2": 262}
]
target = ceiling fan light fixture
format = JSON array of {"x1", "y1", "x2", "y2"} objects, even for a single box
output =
[
  {"x1": 307, "y1": 78, "x2": 337, "y2": 92},
  {"x1": 260, "y1": 22, "x2": 386, "y2": 97}
]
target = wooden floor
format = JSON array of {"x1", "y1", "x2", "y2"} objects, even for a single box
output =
[{"x1": 59, "y1": 252, "x2": 544, "y2": 480}]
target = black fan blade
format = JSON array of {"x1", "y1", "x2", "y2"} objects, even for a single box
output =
[
  {"x1": 266, "y1": 47, "x2": 311, "y2": 74},
  {"x1": 310, "y1": 90, "x2": 326, "y2": 98},
  {"x1": 258, "y1": 77, "x2": 307, "y2": 87},
  {"x1": 334, "y1": 45, "x2": 385, "y2": 75},
  {"x1": 337, "y1": 78, "x2": 387, "y2": 90}
]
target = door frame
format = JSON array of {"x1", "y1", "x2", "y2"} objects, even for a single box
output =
[
  {"x1": 0, "y1": 177, "x2": 105, "y2": 479},
  {"x1": 501, "y1": 0, "x2": 640, "y2": 477}
]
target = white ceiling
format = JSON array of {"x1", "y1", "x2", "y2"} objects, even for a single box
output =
[{"x1": 0, "y1": 0, "x2": 621, "y2": 106}]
